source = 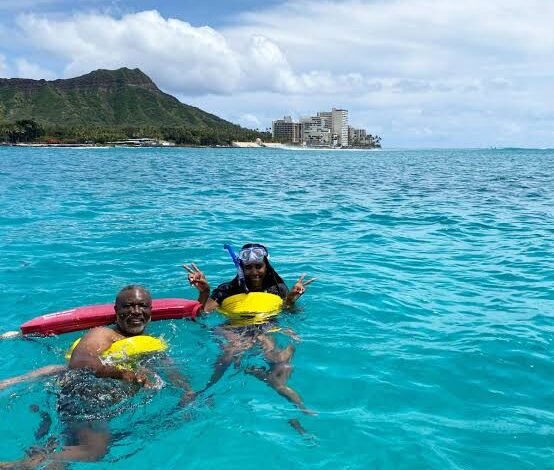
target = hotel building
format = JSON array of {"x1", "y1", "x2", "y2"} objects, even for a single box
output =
[{"x1": 272, "y1": 108, "x2": 378, "y2": 148}]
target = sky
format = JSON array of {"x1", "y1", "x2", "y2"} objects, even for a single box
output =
[{"x1": 0, "y1": 0, "x2": 552, "y2": 148}]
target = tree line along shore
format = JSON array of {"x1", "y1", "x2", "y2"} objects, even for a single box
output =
[{"x1": 0, "y1": 119, "x2": 271, "y2": 147}]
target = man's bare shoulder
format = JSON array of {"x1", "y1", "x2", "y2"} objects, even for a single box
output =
[
  {"x1": 80, "y1": 327, "x2": 123, "y2": 343},
  {"x1": 71, "y1": 327, "x2": 123, "y2": 361}
]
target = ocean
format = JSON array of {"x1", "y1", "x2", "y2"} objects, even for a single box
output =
[{"x1": 0, "y1": 146, "x2": 552, "y2": 469}]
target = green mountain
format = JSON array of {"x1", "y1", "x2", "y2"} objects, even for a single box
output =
[{"x1": 0, "y1": 67, "x2": 240, "y2": 130}]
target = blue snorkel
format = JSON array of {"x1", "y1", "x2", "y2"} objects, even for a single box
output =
[{"x1": 223, "y1": 243, "x2": 248, "y2": 292}]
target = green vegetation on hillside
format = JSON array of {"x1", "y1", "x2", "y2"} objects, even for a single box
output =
[
  {"x1": 0, "y1": 68, "x2": 268, "y2": 145},
  {"x1": 0, "y1": 120, "x2": 268, "y2": 145}
]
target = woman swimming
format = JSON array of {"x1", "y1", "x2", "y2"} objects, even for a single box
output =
[{"x1": 183, "y1": 243, "x2": 316, "y2": 414}]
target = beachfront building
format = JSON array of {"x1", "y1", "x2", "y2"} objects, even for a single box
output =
[
  {"x1": 318, "y1": 108, "x2": 349, "y2": 147},
  {"x1": 300, "y1": 115, "x2": 332, "y2": 147},
  {"x1": 348, "y1": 126, "x2": 382, "y2": 148},
  {"x1": 272, "y1": 110, "x2": 348, "y2": 147},
  {"x1": 272, "y1": 116, "x2": 302, "y2": 144},
  {"x1": 270, "y1": 107, "x2": 379, "y2": 148},
  {"x1": 349, "y1": 127, "x2": 367, "y2": 145}
]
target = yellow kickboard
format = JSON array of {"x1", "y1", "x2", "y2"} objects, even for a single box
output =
[
  {"x1": 219, "y1": 292, "x2": 283, "y2": 325},
  {"x1": 66, "y1": 335, "x2": 167, "y2": 362}
]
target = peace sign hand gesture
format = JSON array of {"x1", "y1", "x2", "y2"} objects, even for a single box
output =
[
  {"x1": 182, "y1": 263, "x2": 210, "y2": 293},
  {"x1": 289, "y1": 273, "x2": 317, "y2": 299}
]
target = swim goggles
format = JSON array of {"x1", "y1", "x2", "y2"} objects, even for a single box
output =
[{"x1": 238, "y1": 246, "x2": 268, "y2": 264}]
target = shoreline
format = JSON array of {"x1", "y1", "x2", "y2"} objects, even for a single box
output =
[
  {"x1": 1, "y1": 142, "x2": 234, "y2": 149},
  {"x1": 1, "y1": 142, "x2": 381, "y2": 150}
]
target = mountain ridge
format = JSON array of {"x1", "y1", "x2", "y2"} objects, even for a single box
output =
[{"x1": 0, "y1": 67, "x2": 242, "y2": 131}]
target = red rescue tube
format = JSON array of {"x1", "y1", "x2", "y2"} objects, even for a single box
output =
[{"x1": 20, "y1": 298, "x2": 202, "y2": 336}]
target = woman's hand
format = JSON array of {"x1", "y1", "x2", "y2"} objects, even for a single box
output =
[
  {"x1": 290, "y1": 274, "x2": 317, "y2": 298},
  {"x1": 285, "y1": 274, "x2": 317, "y2": 306},
  {"x1": 182, "y1": 263, "x2": 210, "y2": 293}
]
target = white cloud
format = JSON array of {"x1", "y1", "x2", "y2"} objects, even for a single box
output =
[
  {"x1": 15, "y1": 58, "x2": 56, "y2": 79},
  {"x1": 0, "y1": 54, "x2": 7, "y2": 75},
  {"x1": 237, "y1": 112, "x2": 263, "y2": 129},
  {"x1": 15, "y1": 2, "x2": 554, "y2": 95},
  {"x1": 233, "y1": 0, "x2": 554, "y2": 77},
  {"x1": 238, "y1": 34, "x2": 297, "y2": 92},
  {"x1": 12, "y1": 7, "x2": 440, "y2": 96},
  {"x1": 16, "y1": 11, "x2": 242, "y2": 94},
  {"x1": 9, "y1": 1, "x2": 554, "y2": 146},
  {"x1": 15, "y1": 10, "x2": 295, "y2": 95}
]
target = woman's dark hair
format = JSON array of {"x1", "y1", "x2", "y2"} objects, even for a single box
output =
[{"x1": 240, "y1": 242, "x2": 267, "y2": 251}]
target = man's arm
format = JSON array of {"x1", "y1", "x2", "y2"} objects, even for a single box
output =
[
  {"x1": 0, "y1": 365, "x2": 66, "y2": 391},
  {"x1": 69, "y1": 328, "x2": 150, "y2": 385}
]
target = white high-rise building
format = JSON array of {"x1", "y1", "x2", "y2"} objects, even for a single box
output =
[
  {"x1": 317, "y1": 108, "x2": 349, "y2": 147},
  {"x1": 270, "y1": 107, "x2": 372, "y2": 148}
]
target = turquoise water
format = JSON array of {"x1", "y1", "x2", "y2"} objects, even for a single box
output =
[{"x1": 0, "y1": 147, "x2": 553, "y2": 469}]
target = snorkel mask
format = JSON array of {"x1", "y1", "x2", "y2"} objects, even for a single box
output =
[{"x1": 238, "y1": 245, "x2": 268, "y2": 264}]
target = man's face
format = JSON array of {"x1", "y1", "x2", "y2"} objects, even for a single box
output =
[{"x1": 115, "y1": 288, "x2": 152, "y2": 336}]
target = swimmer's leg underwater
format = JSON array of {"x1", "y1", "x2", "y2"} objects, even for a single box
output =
[
  {"x1": 245, "y1": 332, "x2": 314, "y2": 415},
  {"x1": 199, "y1": 327, "x2": 256, "y2": 393}
]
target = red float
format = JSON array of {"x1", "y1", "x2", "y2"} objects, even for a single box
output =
[{"x1": 20, "y1": 298, "x2": 202, "y2": 336}]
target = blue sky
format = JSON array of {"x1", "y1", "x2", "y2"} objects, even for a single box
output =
[{"x1": 1, "y1": 0, "x2": 552, "y2": 148}]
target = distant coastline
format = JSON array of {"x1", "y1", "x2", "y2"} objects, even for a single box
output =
[
  {"x1": 0, "y1": 68, "x2": 270, "y2": 147},
  {"x1": 1, "y1": 68, "x2": 382, "y2": 149},
  {"x1": 1, "y1": 140, "x2": 381, "y2": 150},
  {"x1": 1, "y1": 140, "x2": 280, "y2": 149},
  {"x1": 1, "y1": 142, "x2": 236, "y2": 149}
]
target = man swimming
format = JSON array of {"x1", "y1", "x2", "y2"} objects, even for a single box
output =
[{"x1": 0, "y1": 285, "x2": 194, "y2": 467}]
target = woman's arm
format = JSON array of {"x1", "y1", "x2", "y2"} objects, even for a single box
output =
[
  {"x1": 183, "y1": 263, "x2": 223, "y2": 313},
  {"x1": 203, "y1": 298, "x2": 220, "y2": 313},
  {"x1": 183, "y1": 263, "x2": 212, "y2": 307}
]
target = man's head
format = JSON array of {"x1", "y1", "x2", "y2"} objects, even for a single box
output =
[{"x1": 114, "y1": 285, "x2": 152, "y2": 336}]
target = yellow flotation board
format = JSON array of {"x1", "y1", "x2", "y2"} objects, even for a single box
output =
[
  {"x1": 218, "y1": 292, "x2": 283, "y2": 326},
  {"x1": 65, "y1": 335, "x2": 168, "y2": 363}
]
